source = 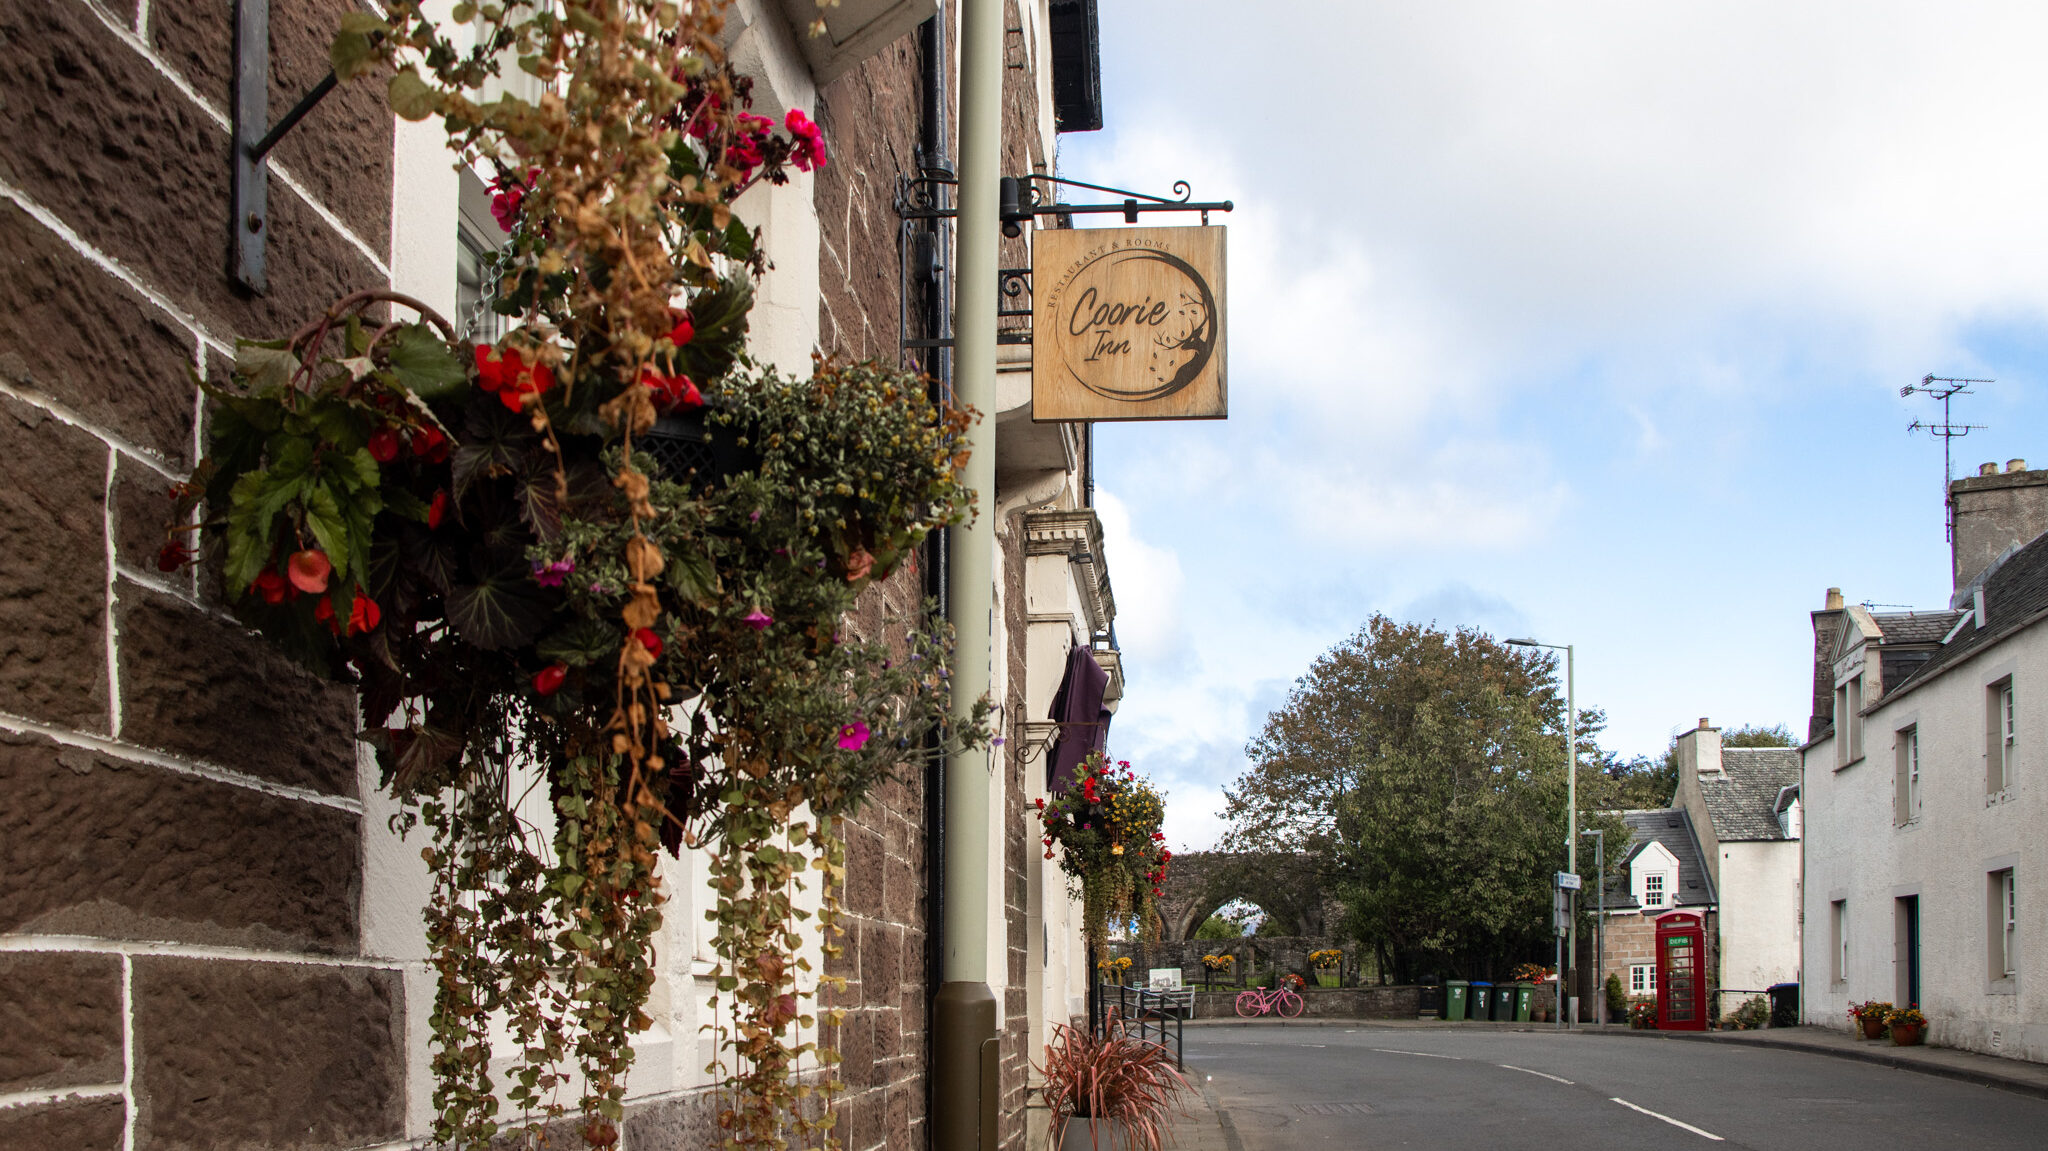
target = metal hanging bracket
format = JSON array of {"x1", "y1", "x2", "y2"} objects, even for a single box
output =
[
  {"x1": 894, "y1": 172, "x2": 1233, "y2": 355},
  {"x1": 233, "y1": 0, "x2": 348, "y2": 293}
]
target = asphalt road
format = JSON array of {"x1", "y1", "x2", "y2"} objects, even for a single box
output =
[{"x1": 1185, "y1": 1024, "x2": 2048, "y2": 1150}]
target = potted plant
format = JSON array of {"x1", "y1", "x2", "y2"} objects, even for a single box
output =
[
  {"x1": 1098, "y1": 956, "x2": 1135, "y2": 985},
  {"x1": 1721, "y1": 996, "x2": 1770, "y2": 1031},
  {"x1": 1629, "y1": 998, "x2": 1659, "y2": 1030},
  {"x1": 1848, "y1": 1000, "x2": 1894, "y2": 1040},
  {"x1": 1040, "y1": 1022, "x2": 1191, "y2": 1151},
  {"x1": 1887, "y1": 1004, "x2": 1927, "y2": 1046},
  {"x1": 1309, "y1": 949, "x2": 1343, "y2": 988},
  {"x1": 1200, "y1": 953, "x2": 1235, "y2": 991}
]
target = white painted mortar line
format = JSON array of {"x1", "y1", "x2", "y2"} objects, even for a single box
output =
[
  {"x1": 0, "y1": 710, "x2": 366, "y2": 814},
  {"x1": 0, "y1": 1085, "x2": 125, "y2": 1112},
  {"x1": 104, "y1": 448, "x2": 124, "y2": 739},
  {"x1": 0, "y1": 179, "x2": 226, "y2": 360},
  {"x1": 119, "y1": 952, "x2": 136, "y2": 1151},
  {"x1": 113, "y1": 564, "x2": 203, "y2": 609},
  {"x1": 74, "y1": 0, "x2": 392, "y2": 278},
  {"x1": 0, "y1": 379, "x2": 186, "y2": 480},
  {"x1": 0, "y1": 935, "x2": 419, "y2": 971}
]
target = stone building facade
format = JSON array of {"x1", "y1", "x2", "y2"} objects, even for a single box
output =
[{"x1": 2, "y1": 0, "x2": 1114, "y2": 1147}]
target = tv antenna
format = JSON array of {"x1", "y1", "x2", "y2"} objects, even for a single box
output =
[{"x1": 1903, "y1": 374, "x2": 1990, "y2": 541}]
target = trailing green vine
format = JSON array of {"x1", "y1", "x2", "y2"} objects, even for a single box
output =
[{"x1": 165, "y1": 3, "x2": 988, "y2": 1147}]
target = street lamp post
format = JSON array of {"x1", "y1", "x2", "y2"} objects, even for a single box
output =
[{"x1": 1507, "y1": 638, "x2": 1575, "y2": 1026}]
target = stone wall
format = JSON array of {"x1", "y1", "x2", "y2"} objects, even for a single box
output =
[{"x1": 0, "y1": 2, "x2": 403, "y2": 1148}]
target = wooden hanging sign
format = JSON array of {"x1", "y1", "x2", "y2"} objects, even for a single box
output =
[{"x1": 1032, "y1": 226, "x2": 1227, "y2": 422}]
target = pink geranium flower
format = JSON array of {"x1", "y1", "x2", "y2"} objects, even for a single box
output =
[{"x1": 837, "y1": 720, "x2": 871, "y2": 751}]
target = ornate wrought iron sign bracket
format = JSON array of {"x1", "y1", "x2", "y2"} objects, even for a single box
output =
[{"x1": 894, "y1": 173, "x2": 1232, "y2": 353}]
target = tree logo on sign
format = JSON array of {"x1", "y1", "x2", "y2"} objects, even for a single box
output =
[{"x1": 1052, "y1": 245, "x2": 1217, "y2": 403}]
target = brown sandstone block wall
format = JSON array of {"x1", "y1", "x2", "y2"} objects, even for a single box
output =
[{"x1": 0, "y1": 2, "x2": 401, "y2": 1146}]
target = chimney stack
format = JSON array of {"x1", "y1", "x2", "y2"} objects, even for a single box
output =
[{"x1": 1950, "y1": 461, "x2": 2048, "y2": 592}]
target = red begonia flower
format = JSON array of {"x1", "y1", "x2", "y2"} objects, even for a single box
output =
[
  {"x1": 251, "y1": 569, "x2": 288, "y2": 605},
  {"x1": 640, "y1": 367, "x2": 702, "y2": 412},
  {"x1": 427, "y1": 490, "x2": 448, "y2": 530},
  {"x1": 366, "y1": 427, "x2": 400, "y2": 463},
  {"x1": 412, "y1": 425, "x2": 447, "y2": 460},
  {"x1": 534, "y1": 663, "x2": 568, "y2": 696},
  {"x1": 634, "y1": 627, "x2": 664, "y2": 660},
  {"x1": 665, "y1": 313, "x2": 696, "y2": 348},
  {"x1": 288, "y1": 550, "x2": 332, "y2": 594},
  {"x1": 349, "y1": 596, "x2": 382, "y2": 634}
]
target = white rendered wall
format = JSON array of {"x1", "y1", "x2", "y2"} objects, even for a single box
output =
[
  {"x1": 1715, "y1": 840, "x2": 1801, "y2": 995},
  {"x1": 1802, "y1": 627, "x2": 2048, "y2": 1061}
]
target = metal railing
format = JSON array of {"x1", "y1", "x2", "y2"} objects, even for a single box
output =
[{"x1": 1094, "y1": 983, "x2": 1191, "y2": 1067}]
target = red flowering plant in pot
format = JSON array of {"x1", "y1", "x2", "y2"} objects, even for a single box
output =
[
  {"x1": 162, "y1": 4, "x2": 990, "y2": 1149},
  {"x1": 1039, "y1": 1021, "x2": 1192, "y2": 1151},
  {"x1": 1037, "y1": 752, "x2": 1172, "y2": 951}
]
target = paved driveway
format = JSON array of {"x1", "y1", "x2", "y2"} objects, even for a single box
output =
[{"x1": 1186, "y1": 1024, "x2": 2048, "y2": 1150}]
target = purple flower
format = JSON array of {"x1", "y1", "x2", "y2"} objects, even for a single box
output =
[
  {"x1": 744, "y1": 609, "x2": 773, "y2": 631},
  {"x1": 837, "y1": 720, "x2": 871, "y2": 751},
  {"x1": 532, "y1": 558, "x2": 575, "y2": 588}
]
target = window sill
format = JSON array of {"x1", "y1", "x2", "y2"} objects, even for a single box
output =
[
  {"x1": 1895, "y1": 817, "x2": 1921, "y2": 831},
  {"x1": 1986, "y1": 789, "x2": 2014, "y2": 808},
  {"x1": 1835, "y1": 755, "x2": 1865, "y2": 773},
  {"x1": 1986, "y1": 977, "x2": 2018, "y2": 996}
]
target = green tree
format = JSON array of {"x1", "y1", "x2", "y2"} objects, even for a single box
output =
[
  {"x1": 1222, "y1": 616, "x2": 1626, "y2": 983},
  {"x1": 1193, "y1": 914, "x2": 1244, "y2": 940}
]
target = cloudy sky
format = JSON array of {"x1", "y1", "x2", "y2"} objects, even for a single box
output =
[{"x1": 1054, "y1": 1, "x2": 2048, "y2": 850}]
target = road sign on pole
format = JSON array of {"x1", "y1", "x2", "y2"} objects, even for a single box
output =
[{"x1": 1556, "y1": 871, "x2": 1581, "y2": 891}]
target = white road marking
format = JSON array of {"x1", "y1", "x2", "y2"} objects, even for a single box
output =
[
  {"x1": 1371, "y1": 1048, "x2": 1462, "y2": 1060},
  {"x1": 1498, "y1": 1064, "x2": 1573, "y2": 1084},
  {"x1": 1610, "y1": 1097, "x2": 1725, "y2": 1141}
]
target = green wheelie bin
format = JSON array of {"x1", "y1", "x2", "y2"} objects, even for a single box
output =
[
  {"x1": 1469, "y1": 981, "x2": 1493, "y2": 1021},
  {"x1": 1513, "y1": 981, "x2": 1534, "y2": 1022},
  {"x1": 1445, "y1": 979, "x2": 1469, "y2": 1020}
]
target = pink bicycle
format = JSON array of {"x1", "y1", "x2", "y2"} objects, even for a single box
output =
[{"x1": 1234, "y1": 981, "x2": 1305, "y2": 1019}]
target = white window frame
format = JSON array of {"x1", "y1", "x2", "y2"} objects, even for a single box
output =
[
  {"x1": 1833, "y1": 900, "x2": 1849, "y2": 983},
  {"x1": 1629, "y1": 964, "x2": 1656, "y2": 994},
  {"x1": 1995, "y1": 869, "x2": 2018, "y2": 979},
  {"x1": 1988, "y1": 678, "x2": 2015, "y2": 795},
  {"x1": 1896, "y1": 726, "x2": 1921, "y2": 824},
  {"x1": 1643, "y1": 872, "x2": 1667, "y2": 909}
]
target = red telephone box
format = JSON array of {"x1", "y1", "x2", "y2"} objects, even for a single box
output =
[{"x1": 1655, "y1": 912, "x2": 1707, "y2": 1031}]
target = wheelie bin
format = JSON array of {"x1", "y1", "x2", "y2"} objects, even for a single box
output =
[
  {"x1": 1513, "y1": 981, "x2": 1534, "y2": 1022},
  {"x1": 1469, "y1": 981, "x2": 1493, "y2": 1021},
  {"x1": 1445, "y1": 980, "x2": 1469, "y2": 1021}
]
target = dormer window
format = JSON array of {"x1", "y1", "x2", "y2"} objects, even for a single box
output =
[{"x1": 1630, "y1": 840, "x2": 1680, "y2": 911}]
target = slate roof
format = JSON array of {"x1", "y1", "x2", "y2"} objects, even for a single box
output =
[
  {"x1": 1889, "y1": 529, "x2": 2048, "y2": 702},
  {"x1": 1597, "y1": 809, "x2": 1714, "y2": 912},
  {"x1": 1698, "y1": 748, "x2": 1801, "y2": 842},
  {"x1": 1870, "y1": 611, "x2": 1963, "y2": 645}
]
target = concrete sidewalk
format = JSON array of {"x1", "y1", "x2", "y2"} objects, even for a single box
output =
[
  {"x1": 1164, "y1": 1080, "x2": 1241, "y2": 1151},
  {"x1": 1585, "y1": 1022, "x2": 2048, "y2": 1100}
]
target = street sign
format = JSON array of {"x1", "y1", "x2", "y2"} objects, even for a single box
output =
[
  {"x1": 1553, "y1": 888, "x2": 1570, "y2": 936},
  {"x1": 1032, "y1": 225, "x2": 1228, "y2": 422},
  {"x1": 1556, "y1": 871, "x2": 1581, "y2": 891}
]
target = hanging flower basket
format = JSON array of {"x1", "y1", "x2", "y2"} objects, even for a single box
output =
[{"x1": 1038, "y1": 752, "x2": 1171, "y2": 950}]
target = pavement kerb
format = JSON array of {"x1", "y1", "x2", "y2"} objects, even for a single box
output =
[{"x1": 1580, "y1": 1026, "x2": 2048, "y2": 1101}]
